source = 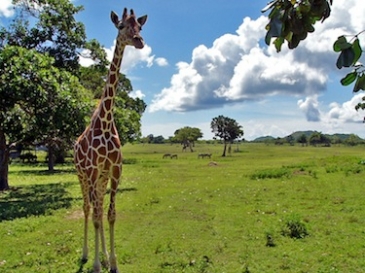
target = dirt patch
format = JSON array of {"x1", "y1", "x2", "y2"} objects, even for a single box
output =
[{"x1": 66, "y1": 209, "x2": 84, "y2": 220}]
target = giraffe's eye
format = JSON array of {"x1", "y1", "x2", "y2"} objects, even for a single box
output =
[{"x1": 118, "y1": 23, "x2": 125, "y2": 30}]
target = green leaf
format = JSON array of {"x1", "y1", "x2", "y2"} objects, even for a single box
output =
[
  {"x1": 274, "y1": 37, "x2": 284, "y2": 53},
  {"x1": 336, "y1": 48, "x2": 355, "y2": 69},
  {"x1": 340, "y1": 72, "x2": 357, "y2": 86},
  {"x1": 333, "y1": 36, "x2": 352, "y2": 52},
  {"x1": 352, "y1": 38, "x2": 362, "y2": 65},
  {"x1": 353, "y1": 74, "x2": 365, "y2": 92}
]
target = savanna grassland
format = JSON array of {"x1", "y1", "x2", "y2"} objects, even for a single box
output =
[{"x1": 1, "y1": 143, "x2": 365, "y2": 273}]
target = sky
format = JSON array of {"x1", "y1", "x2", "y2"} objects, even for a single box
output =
[{"x1": 1, "y1": 0, "x2": 365, "y2": 140}]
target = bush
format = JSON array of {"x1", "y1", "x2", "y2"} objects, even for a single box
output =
[{"x1": 281, "y1": 214, "x2": 309, "y2": 239}]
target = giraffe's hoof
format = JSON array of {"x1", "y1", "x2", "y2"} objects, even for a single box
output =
[{"x1": 110, "y1": 269, "x2": 119, "y2": 273}]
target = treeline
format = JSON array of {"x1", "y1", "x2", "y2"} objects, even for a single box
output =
[{"x1": 254, "y1": 132, "x2": 365, "y2": 146}]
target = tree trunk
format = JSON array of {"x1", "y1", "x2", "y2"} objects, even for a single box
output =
[
  {"x1": 222, "y1": 142, "x2": 227, "y2": 157},
  {"x1": 47, "y1": 146, "x2": 55, "y2": 172},
  {"x1": 0, "y1": 130, "x2": 10, "y2": 191}
]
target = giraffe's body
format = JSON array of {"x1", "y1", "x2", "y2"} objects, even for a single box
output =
[{"x1": 74, "y1": 8, "x2": 147, "y2": 273}]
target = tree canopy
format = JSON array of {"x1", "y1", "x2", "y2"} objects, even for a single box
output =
[
  {"x1": 173, "y1": 127, "x2": 203, "y2": 152},
  {"x1": 211, "y1": 115, "x2": 244, "y2": 156}
]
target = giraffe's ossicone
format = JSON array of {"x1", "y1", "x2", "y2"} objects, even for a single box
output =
[{"x1": 74, "y1": 8, "x2": 147, "y2": 273}]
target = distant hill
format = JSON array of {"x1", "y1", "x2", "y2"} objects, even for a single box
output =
[
  {"x1": 253, "y1": 136, "x2": 276, "y2": 142},
  {"x1": 252, "y1": 131, "x2": 364, "y2": 142}
]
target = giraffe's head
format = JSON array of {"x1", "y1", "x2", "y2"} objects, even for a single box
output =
[{"x1": 111, "y1": 8, "x2": 147, "y2": 49}]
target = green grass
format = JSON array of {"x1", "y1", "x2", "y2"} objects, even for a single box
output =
[{"x1": 1, "y1": 143, "x2": 365, "y2": 272}]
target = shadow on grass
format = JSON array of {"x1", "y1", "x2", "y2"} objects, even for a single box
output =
[
  {"x1": 0, "y1": 182, "x2": 74, "y2": 222},
  {"x1": 10, "y1": 167, "x2": 76, "y2": 176}
]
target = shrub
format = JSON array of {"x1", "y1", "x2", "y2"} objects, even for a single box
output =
[{"x1": 281, "y1": 214, "x2": 309, "y2": 239}]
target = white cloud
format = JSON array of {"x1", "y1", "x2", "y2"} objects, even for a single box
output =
[
  {"x1": 103, "y1": 41, "x2": 169, "y2": 73},
  {"x1": 129, "y1": 89, "x2": 145, "y2": 99},
  {"x1": 78, "y1": 49, "x2": 95, "y2": 67},
  {"x1": 155, "y1": 57, "x2": 168, "y2": 67},
  {"x1": 0, "y1": 0, "x2": 14, "y2": 17},
  {"x1": 149, "y1": 0, "x2": 365, "y2": 113},
  {"x1": 326, "y1": 94, "x2": 364, "y2": 123}
]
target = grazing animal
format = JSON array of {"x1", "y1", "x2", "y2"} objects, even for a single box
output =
[
  {"x1": 163, "y1": 153, "x2": 171, "y2": 159},
  {"x1": 73, "y1": 8, "x2": 147, "y2": 273},
  {"x1": 198, "y1": 153, "x2": 212, "y2": 159},
  {"x1": 170, "y1": 154, "x2": 178, "y2": 159}
]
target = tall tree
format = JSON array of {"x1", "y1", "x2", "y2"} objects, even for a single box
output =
[
  {"x1": 174, "y1": 126, "x2": 203, "y2": 152},
  {"x1": 0, "y1": 45, "x2": 91, "y2": 190},
  {"x1": 211, "y1": 115, "x2": 244, "y2": 157}
]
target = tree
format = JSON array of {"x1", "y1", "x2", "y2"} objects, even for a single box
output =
[
  {"x1": 3, "y1": 0, "x2": 86, "y2": 73},
  {"x1": 0, "y1": 46, "x2": 91, "y2": 190},
  {"x1": 211, "y1": 115, "x2": 244, "y2": 157},
  {"x1": 345, "y1": 134, "x2": 362, "y2": 146},
  {"x1": 297, "y1": 134, "x2": 308, "y2": 146},
  {"x1": 174, "y1": 126, "x2": 203, "y2": 152},
  {"x1": 262, "y1": 1, "x2": 365, "y2": 101},
  {"x1": 309, "y1": 131, "x2": 330, "y2": 146}
]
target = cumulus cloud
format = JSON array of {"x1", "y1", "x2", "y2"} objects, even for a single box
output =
[
  {"x1": 129, "y1": 89, "x2": 145, "y2": 99},
  {"x1": 155, "y1": 57, "x2": 168, "y2": 66},
  {"x1": 0, "y1": 0, "x2": 14, "y2": 17},
  {"x1": 149, "y1": 0, "x2": 365, "y2": 113},
  {"x1": 327, "y1": 94, "x2": 364, "y2": 123},
  {"x1": 80, "y1": 41, "x2": 167, "y2": 73},
  {"x1": 297, "y1": 96, "x2": 321, "y2": 122}
]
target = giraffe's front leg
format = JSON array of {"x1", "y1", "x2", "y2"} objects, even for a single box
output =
[
  {"x1": 79, "y1": 175, "x2": 90, "y2": 263},
  {"x1": 92, "y1": 207, "x2": 102, "y2": 273},
  {"x1": 108, "y1": 173, "x2": 120, "y2": 273},
  {"x1": 100, "y1": 219, "x2": 110, "y2": 268}
]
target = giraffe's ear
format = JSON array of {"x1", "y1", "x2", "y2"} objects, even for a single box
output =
[
  {"x1": 111, "y1": 11, "x2": 119, "y2": 25},
  {"x1": 137, "y1": 15, "x2": 147, "y2": 27}
]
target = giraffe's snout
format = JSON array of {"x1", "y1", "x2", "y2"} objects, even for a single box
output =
[{"x1": 133, "y1": 35, "x2": 144, "y2": 49}]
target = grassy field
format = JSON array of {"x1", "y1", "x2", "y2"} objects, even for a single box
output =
[{"x1": 1, "y1": 143, "x2": 365, "y2": 272}]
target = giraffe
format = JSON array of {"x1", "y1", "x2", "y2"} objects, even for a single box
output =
[{"x1": 74, "y1": 8, "x2": 147, "y2": 273}]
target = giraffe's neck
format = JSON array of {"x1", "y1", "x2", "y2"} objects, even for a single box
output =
[{"x1": 92, "y1": 36, "x2": 127, "y2": 131}]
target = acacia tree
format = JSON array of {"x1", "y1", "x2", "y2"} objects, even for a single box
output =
[
  {"x1": 211, "y1": 115, "x2": 244, "y2": 157},
  {"x1": 174, "y1": 127, "x2": 203, "y2": 152}
]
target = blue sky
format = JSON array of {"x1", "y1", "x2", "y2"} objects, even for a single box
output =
[{"x1": 1, "y1": 0, "x2": 365, "y2": 140}]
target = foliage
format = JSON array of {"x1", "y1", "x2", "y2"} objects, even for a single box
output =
[
  {"x1": 334, "y1": 33, "x2": 365, "y2": 96},
  {"x1": 211, "y1": 115, "x2": 244, "y2": 142},
  {"x1": 114, "y1": 91, "x2": 147, "y2": 146},
  {"x1": 262, "y1": 0, "x2": 332, "y2": 52},
  {"x1": 297, "y1": 133, "x2": 308, "y2": 145},
  {"x1": 281, "y1": 213, "x2": 309, "y2": 239},
  {"x1": 309, "y1": 131, "x2": 330, "y2": 146},
  {"x1": 211, "y1": 115, "x2": 243, "y2": 156},
  {"x1": 174, "y1": 127, "x2": 203, "y2": 143},
  {"x1": 173, "y1": 127, "x2": 203, "y2": 151},
  {"x1": 262, "y1": 1, "x2": 365, "y2": 110},
  {"x1": 250, "y1": 167, "x2": 292, "y2": 180},
  {"x1": 0, "y1": 45, "x2": 91, "y2": 144},
  {"x1": 2, "y1": 0, "x2": 86, "y2": 73}
]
